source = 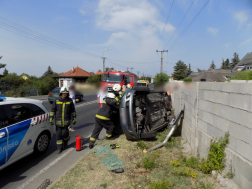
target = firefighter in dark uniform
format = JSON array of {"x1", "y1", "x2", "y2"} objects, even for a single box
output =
[
  {"x1": 49, "y1": 86, "x2": 76, "y2": 154},
  {"x1": 89, "y1": 84, "x2": 124, "y2": 149}
]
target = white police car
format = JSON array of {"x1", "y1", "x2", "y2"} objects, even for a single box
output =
[{"x1": 0, "y1": 95, "x2": 53, "y2": 170}]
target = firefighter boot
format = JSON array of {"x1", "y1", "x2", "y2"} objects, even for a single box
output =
[
  {"x1": 106, "y1": 133, "x2": 116, "y2": 140},
  {"x1": 64, "y1": 141, "x2": 68, "y2": 149},
  {"x1": 57, "y1": 141, "x2": 63, "y2": 154}
]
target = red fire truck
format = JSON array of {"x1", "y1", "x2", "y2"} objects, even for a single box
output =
[{"x1": 101, "y1": 71, "x2": 137, "y2": 91}]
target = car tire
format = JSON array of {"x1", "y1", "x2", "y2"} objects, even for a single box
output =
[
  {"x1": 79, "y1": 96, "x2": 83, "y2": 102},
  {"x1": 49, "y1": 101, "x2": 53, "y2": 104},
  {"x1": 34, "y1": 131, "x2": 51, "y2": 155}
]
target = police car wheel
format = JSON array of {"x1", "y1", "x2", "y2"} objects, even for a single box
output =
[{"x1": 34, "y1": 132, "x2": 50, "y2": 155}]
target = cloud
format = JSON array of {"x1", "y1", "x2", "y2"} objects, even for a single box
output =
[
  {"x1": 233, "y1": 11, "x2": 249, "y2": 25},
  {"x1": 240, "y1": 36, "x2": 252, "y2": 46},
  {"x1": 207, "y1": 27, "x2": 219, "y2": 36},
  {"x1": 95, "y1": 0, "x2": 175, "y2": 32}
]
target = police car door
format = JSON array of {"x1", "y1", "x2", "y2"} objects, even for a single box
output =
[
  {"x1": 0, "y1": 107, "x2": 7, "y2": 167},
  {"x1": 3, "y1": 103, "x2": 32, "y2": 163}
]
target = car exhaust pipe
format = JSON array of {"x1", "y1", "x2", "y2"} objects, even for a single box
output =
[{"x1": 143, "y1": 109, "x2": 184, "y2": 153}]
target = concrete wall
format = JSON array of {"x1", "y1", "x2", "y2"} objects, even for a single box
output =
[{"x1": 173, "y1": 82, "x2": 252, "y2": 189}]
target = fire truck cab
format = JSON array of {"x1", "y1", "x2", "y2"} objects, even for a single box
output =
[{"x1": 101, "y1": 71, "x2": 137, "y2": 91}]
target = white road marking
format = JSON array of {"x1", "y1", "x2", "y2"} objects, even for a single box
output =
[
  {"x1": 17, "y1": 148, "x2": 74, "y2": 189},
  {"x1": 76, "y1": 100, "x2": 97, "y2": 108}
]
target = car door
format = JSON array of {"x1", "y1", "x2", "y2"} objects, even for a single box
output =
[
  {"x1": 2, "y1": 103, "x2": 33, "y2": 162},
  {"x1": 0, "y1": 106, "x2": 7, "y2": 167}
]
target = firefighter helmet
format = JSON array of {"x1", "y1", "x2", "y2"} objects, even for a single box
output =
[
  {"x1": 126, "y1": 84, "x2": 132, "y2": 89},
  {"x1": 60, "y1": 86, "x2": 69, "y2": 94},
  {"x1": 106, "y1": 93, "x2": 115, "y2": 98},
  {"x1": 113, "y1": 84, "x2": 121, "y2": 91}
]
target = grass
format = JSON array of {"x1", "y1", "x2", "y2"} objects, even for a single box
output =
[{"x1": 51, "y1": 128, "x2": 221, "y2": 189}]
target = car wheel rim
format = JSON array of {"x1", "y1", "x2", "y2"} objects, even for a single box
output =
[{"x1": 38, "y1": 135, "x2": 49, "y2": 152}]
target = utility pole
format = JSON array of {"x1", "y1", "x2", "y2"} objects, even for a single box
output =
[
  {"x1": 127, "y1": 67, "x2": 129, "y2": 72},
  {"x1": 131, "y1": 67, "x2": 133, "y2": 73},
  {"x1": 102, "y1": 49, "x2": 111, "y2": 73},
  {"x1": 137, "y1": 71, "x2": 139, "y2": 77},
  {"x1": 156, "y1": 50, "x2": 168, "y2": 73}
]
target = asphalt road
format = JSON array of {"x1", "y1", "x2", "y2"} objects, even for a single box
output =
[{"x1": 0, "y1": 94, "x2": 104, "y2": 189}]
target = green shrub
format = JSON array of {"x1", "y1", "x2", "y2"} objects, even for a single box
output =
[
  {"x1": 137, "y1": 141, "x2": 149, "y2": 150},
  {"x1": 100, "y1": 183, "x2": 107, "y2": 188},
  {"x1": 185, "y1": 157, "x2": 201, "y2": 170},
  {"x1": 172, "y1": 167, "x2": 197, "y2": 178},
  {"x1": 143, "y1": 157, "x2": 157, "y2": 170},
  {"x1": 149, "y1": 180, "x2": 173, "y2": 189},
  {"x1": 183, "y1": 78, "x2": 192, "y2": 82},
  {"x1": 198, "y1": 181, "x2": 214, "y2": 189}
]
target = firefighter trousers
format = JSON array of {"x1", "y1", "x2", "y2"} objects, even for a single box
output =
[
  {"x1": 56, "y1": 126, "x2": 69, "y2": 150},
  {"x1": 89, "y1": 117, "x2": 114, "y2": 144}
]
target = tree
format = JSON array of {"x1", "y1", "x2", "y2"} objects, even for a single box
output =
[
  {"x1": 43, "y1": 66, "x2": 53, "y2": 77},
  {"x1": 105, "y1": 67, "x2": 114, "y2": 71},
  {"x1": 197, "y1": 68, "x2": 204, "y2": 72},
  {"x1": 224, "y1": 59, "x2": 230, "y2": 69},
  {"x1": 87, "y1": 74, "x2": 103, "y2": 87},
  {"x1": 231, "y1": 70, "x2": 252, "y2": 80},
  {"x1": 172, "y1": 60, "x2": 188, "y2": 80},
  {"x1": 3, "y1": 68, "x2": 8, "y2": 76},
  {"x1": 154, "y1": 73, "x2": 169, "y2": 85},
  {"x1": 220, "y1": 59, "x2": 225, "y2": 69},
  {"x1": 187, "y1": 63, "x2": 192, "y2": 77},
  {"x1": 210, "y1": 60, "x2": 216, "y2": 69},
  {"x1": 230, "y1": 52, "x2": 240, "y2": 69}
]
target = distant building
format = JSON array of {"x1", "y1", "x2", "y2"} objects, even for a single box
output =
[
  {"x1": 188, "y1": 69, "x2": 231, "y2": 82},
  {"x1": 232, "y1": 52, "x2": 252, "y2": 71},
  {"x1": 95, "y1": 70, "x2": 103, "y2": 75},
  {"x1": 53, "y1": 67, "x2": 92, "y2": 87}
]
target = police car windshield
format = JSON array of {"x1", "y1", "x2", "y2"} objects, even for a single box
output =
[{"x1": 103, "y1": 74, "x2": 122, "y2": 83}]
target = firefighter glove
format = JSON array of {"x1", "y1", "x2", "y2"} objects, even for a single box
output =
[
  {"x1": 72, "y1": 118, "x2": 77, "y2": 125},
  {"x1": 49, "y1": 118, "x2": 53, "y2": 125}
]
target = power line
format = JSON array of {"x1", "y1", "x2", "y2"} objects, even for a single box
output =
[
  {"x1": 164, "y1": 0, "x2": 196, "y2": 49},
  {"x1": 169, "y1": 0, "x2": 210, "y2": 51},
  {"x1": 156, "y1": 0, "x2": 174, "y2": 50}
]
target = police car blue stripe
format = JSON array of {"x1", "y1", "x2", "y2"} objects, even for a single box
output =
[{"x1": 6, "y1": 119, "x2": 31, "y2": 161}]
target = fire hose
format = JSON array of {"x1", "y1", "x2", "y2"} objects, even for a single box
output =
[{"x1": 143, "y1": 109, "x2": 184, "y2": 153}]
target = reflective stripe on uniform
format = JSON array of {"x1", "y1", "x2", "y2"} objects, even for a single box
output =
[
  {"x1": 56, "y1": 102, "x2": 63, "y2": 104},
  {"x1": 90, "y1": 137, "x2": 96, "y2": 141},
  {"x1": 50, "y1": 112, "x2": 54, "y2": 116},
  {"x1": 57, "y1": 140, "x2": 63, "y2": 144},
  {"x1": 66, "y1": 102, "x2": 70, "y2": 104},
  {"x1": 64, "y1": 136, "x2": 69, "y2": 141},
  {"x1": 102, "y1": 100, "x2": 106, "y2": 104},
  {"x1": 115, "y1": 97, "x2": 119, "y2": 105},
  {"x1": 106, "y1": 134, "x2": 112, "y2": 137},
  {"x1": 62, "y1": 102, "x2": 65, "y2": 127},
  {"x1": 95, "y1": 114, "x2": 110, "y2": 120}
]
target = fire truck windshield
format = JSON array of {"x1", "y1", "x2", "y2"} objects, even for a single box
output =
[{"x1": 103, "y1": 74, "x2": 122, "y2": 83}]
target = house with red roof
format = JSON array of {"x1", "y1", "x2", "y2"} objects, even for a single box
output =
[
  {"x1": 95, "y1": 70, "x2": 103, "y2": 75},
  {"x1": 53, "y1": 67, "x2": 92, "y2": 87}
]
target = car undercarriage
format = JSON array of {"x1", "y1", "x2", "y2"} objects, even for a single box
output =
[{"x1": 120, "y1": 87, "x2": 175, "y2": 140}]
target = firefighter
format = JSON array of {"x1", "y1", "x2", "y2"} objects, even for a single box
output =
[
  {"x1": 49, "y1": 86, "x2": 76, "y2": 154},
  {"x1": 89, "y1": 84, "x2": 124, "y2": 149}
]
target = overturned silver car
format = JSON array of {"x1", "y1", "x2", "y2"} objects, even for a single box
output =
[{"x1": 120, "y1": 87, "x2": 175, "y2": 141}]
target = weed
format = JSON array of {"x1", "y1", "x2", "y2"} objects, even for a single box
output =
[
  {"x1": 137, "y1": 141, "x2": 149, "y2": 150},
  {"x1": 185, "y1": 157, "x2": 201, "y2": 170},
  {"x1": 100, "y1": 183, "x2": 108, "y2": 188},
  {"x1": 135, "y1": 162, "x2": 141, "y2": 169},
  {"x1": 149, "y1": 180, "x2": 173, "y2": 189},
  {"x1": 152, "y1": 152, "x2": 159, "y2": 159},
  {"x1": 172, "y1": 167, "x2": 198, "y2": 178},
  {"x1": 170, "y1": 160, "x2": 180, "y2": 167},
  {"x1": 198, "y1": 181, "x2": 214, "y2": 189},
  {"x1": 143, "y1": 157, "x2": 157, "y2": 170},
  {"x1": 202, "y1": 133, "x2": 229, "y2": 174},
  {"x1": 224, "y1": 164, "x2": 235, "y2": 179},
  {"x1": 164, "y1": 137, "x2": 176, "y2": 149}
]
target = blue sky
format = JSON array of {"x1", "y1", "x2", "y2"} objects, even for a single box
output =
[{"x1": 0, "y1": 0, "x2": 252, "y2": 77}]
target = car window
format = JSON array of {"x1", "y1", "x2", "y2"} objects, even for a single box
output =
[
  {"x1": 51, "y1": 87, "x2": 60, "y2": 92},
  {"x1": 2, "y1": 104, "x2": 32, "y2": 126},
  {"x1": 28, "y1": 104, "x2": 45, "y2": 116},
  {"x1": 0, "y1": 106, "x2": 6, "y2": 129}
]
